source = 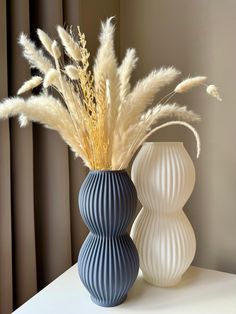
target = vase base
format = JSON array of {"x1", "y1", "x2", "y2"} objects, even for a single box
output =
[
  {"x1": 91, "y1": 295, "x2": 127, "y2": 307},
  {"x1": 143, "y1": 275, "x2": 182, "y2": 287}
]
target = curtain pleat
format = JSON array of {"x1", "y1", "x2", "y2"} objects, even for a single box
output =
[
  {"x1": 0, "y1": 1, "x2": 13, "y2": 313},
  {"x1": 30, "y1": 0, "x2": 73, "y2": 291},
  {"x1": 33, "y1": 128, "x2": 72, "y2": 289},
  {"x1": 0, "y1": 121, "x2": 12, "y2": 314},
  {"x1": 7, "y1": 0, "x2": 38, "y2": 308},
  {"x1": 63, "y1": 0, "x2": 82, "y2": 26}
]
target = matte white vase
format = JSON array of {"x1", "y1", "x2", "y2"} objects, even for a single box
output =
[{"x1": 131, "y1": 142, "x2": 196, "y2": 287}]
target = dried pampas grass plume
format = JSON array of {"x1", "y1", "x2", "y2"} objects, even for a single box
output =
[
  {"x1": 51, "y1": 40, "x2": 61, "y2": 59},
  {"x1": 19, "y1": 33, "x2": 53, "y2": 74},
  {"x1": 119, "y1": 67, "x2": 181, "y2": 129},
  {"x1": 37, "y1": 29, "x2": 54, "y2": 56},
  {"x1": 207, "y1": 85, "x2": 222, "y2": 101},
  {"x1": 43, "y1": 69, "x2": 59, "y2": 88},
  {"x1": 93, "y1": 17, "x2": 120, "y2": 159},
  {"x1": 175, "y1": 76, "x2": 207, "y2": 93},
  {"x1": 114, "y1": 103, "x2": 201, "y2": 170},
  {"x1": 141, "y1": 103, "x2": 201, "y2": 127},
  {"x1": 0, "y1": 95, "x2": 90, "y2": 166},
  {"x1": 17, "y1": 76, "x2": 42, "y2": 95},
  {"x1": 57, "y1": 26, "x2": 81, "y2": 61},
  {"x1": 65, "y1": 65, "x2": 80, "y2": 80},
  {"x1": 118, "y1": 48, "x2": 138, "y2": 102},
  {"x1": 0, "y1": 18, "x2": 221, "y2": 170}
]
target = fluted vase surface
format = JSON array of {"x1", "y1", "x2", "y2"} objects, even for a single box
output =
[
  {"x1": 78, "y1": 170, "x2": 139, "y2": 307},
  {"x1": 131, "y1": 142, "x2": 196, "y2": 287}
]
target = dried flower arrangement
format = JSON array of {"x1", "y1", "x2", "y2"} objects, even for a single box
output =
[{"x1": 0, "y1": 17, "x2": 221, "y2": 170}]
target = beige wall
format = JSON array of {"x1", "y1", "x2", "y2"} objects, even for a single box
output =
[{"x1": 120, "y1": 0, "x2": 236, "y2": 274}]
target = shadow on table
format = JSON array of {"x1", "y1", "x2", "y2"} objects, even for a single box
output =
[{"x1": 124, "y1": 267, "x2": 235, "y2": 312}]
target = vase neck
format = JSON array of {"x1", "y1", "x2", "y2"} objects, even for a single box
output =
[
  {"x1": 143, "y1": 142, "x2": 183, "y2": 148},
  {"x1": 89, "y1": 169, "x2": 127, "y2": 174}
]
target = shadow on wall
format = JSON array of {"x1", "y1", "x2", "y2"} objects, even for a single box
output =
[{"x1": 120, "y1": 0, "x2": 236, "y2": 274}]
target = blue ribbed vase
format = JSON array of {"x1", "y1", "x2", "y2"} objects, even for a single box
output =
[{"x1": 78, "y1": 170, "x2": 139, "y2": 307}]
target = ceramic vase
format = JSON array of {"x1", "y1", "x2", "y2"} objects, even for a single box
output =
[
  {"x1": 78, "y1": 170, "x2": 139, "y2": 307},
  {"x1": 131, "y1": 142, "x2": 196, "y2": 287}
]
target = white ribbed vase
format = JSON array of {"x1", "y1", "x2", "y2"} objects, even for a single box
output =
[{"x1": 131, "y1": 142, "x2": 196, "y2": 287}]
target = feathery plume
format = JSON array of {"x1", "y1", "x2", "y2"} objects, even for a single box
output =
[
  {"x1": 206, "y1": 85, "x2": 222, "y2": 101},
  {"x1": 142, "y1": 103, "x2": 200, "y2": 124},
  {"x1": 175, "y1": 76, "x2": 207, "y2": 93},
  {"x1": 17, "y1": 76, "x2": 42, "y2": 95},
  {"x1": 57, "y1": 26, "x2": 81, "y2": 61},
  {"x1": 0, "y1": 95, "x2": 90, "y2": 166},
  {"x1": 37, "y1": 29, "x2": 54, "y2": 56},
  {"x1": 65, "y1": 65, "x2": 80, "y2": 80},
  {"x1": 18, "y1": 33, "x2": 53, "y2": 74},
  {"x1": 51, "y1": 40, "x2": 61, "y2": 59},
  {"x1": 120, "y1": 120, "x2": 201, "y2": 170},
  {"x1": 43, "y1": 69, "x2": 59, "y2": 88},
  {"x1": 120, "y1": 67, "x2": 180, "y2": 128},
  {"x1": 93, "y1": 17, "x2": 120, "y2": 158},
  {"x1": 112, "y1": 67, "x2": 180, "y2": 169},
  {"x1": 112, "y1": 104, "x2": 200, "y2": 169},
  {"x1": 93, "y1": 17, "x2": 119, "y2": 102},
  {"x1": 118, "y1": 48, "x2": 138, "y2": 102}
]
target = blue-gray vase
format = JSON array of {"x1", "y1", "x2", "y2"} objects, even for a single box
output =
[{"x1": 78, "y1": 170, "x2": 139, "y2": 307}]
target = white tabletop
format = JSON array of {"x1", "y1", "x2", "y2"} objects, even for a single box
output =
[{"x1": 13, "y1": 264, "x2": 236, "y2": 314}]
